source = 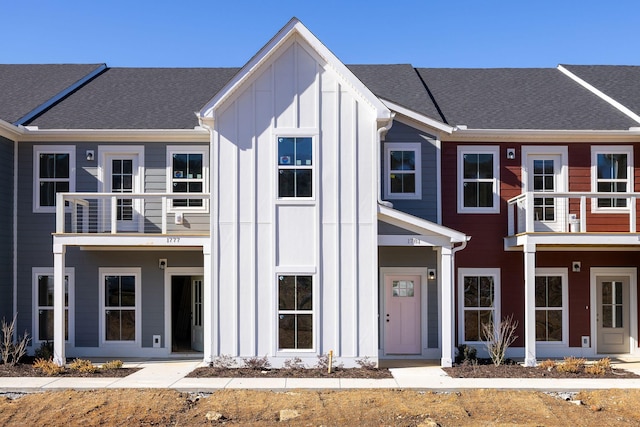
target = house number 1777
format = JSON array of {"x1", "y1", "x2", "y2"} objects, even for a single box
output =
[{"x1": 167, "y1": 237, "x2": 180, "y2": 243}]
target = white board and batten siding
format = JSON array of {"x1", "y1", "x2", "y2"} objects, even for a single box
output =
[{"x1": 211, "y1": 37, "x2": 380, "y2": 365}]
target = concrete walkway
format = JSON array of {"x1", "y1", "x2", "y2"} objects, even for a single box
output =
[{"x1": 1, "y1": 360, "x2": 640, "y2": 393}]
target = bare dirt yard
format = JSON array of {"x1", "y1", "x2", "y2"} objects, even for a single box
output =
[
  {"x1": 1, "y1": 388, "x2": 640, "y2": 426},
  {"x1": 1, "y1": 358, "x2": 639, "y2": 425}
]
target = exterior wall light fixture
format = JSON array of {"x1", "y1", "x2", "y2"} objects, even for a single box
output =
[
  {"x1": 428, "y1": 268, "x2": 436, "y2": 280},
  {"x1": 506, "y1": 148, "x2": 516, "y2": 160}
]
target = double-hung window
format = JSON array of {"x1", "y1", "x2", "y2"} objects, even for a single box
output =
[
  {"x1": 100, "y1": 268, "x2": 140, "y2": 344},
  {"x1": 278, "y1": 137, "x2": 312, "y2": 198},
  {"x1": 592, "y1": 146, "x2": 633, "y2": 210},
  {"x1": 384, "y1": 143, "x2": 422, "y2": 199},
  {"x1": 33, "y1": 268, "x2": 74, "y2": 344},
  {"x1": 457, "y1": 146, "x2": 500, "y2": 213},
  {"x1": 278, "y1": 275, "x2": 313, "y2": 350},
  {"x1": 535, "y1": 269, "x2": 567, "y2": 343},
  {"x1": 167, "y1": 146, "x2": 208, "y2": 210},
  {"x1": 458, "y1": 268, "x2": 500, "y2": 343},
  {"x1": 33, "y1": 145, "x2": 76, "y2": 212}
]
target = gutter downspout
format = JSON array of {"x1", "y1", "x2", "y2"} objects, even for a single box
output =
[
  {"x1": 12, "y1": 139, "x2": 17, "y2": 341},
  {"x1": 377, "y1": 115, "x2": 395, "y2": 208}
]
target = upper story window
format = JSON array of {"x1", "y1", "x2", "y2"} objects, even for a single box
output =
[
  {"x1": 167, "y1": 146, "x2": 208, "y2": 210},
  {"x1": 592, "y1": 146, "x2": 633, "y2": 211},
  {"x1": 33, "y1": 145, "x2": 76, "y2": 213},
  {"x1": 384, "y1": 143, "x2": 422, "y2": 199},
  {"x1": 278, "y1": 137, "x2": 312, "y2": 198},
  {"x1": 457, "y1": 146, "x2": 500, "y2": 213}
]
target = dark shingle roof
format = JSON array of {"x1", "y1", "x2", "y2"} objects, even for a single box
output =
[
  {"x1": 30, "y1": 67, "x2": 240, "y2": 129},
  {"x1": 417, "y1": 68, "x2": 638, "y2": 130},
  {"x1": 561, "y1": 65, "x2": 640, "y2": 118},
  {"x1": 0, "y1": 64, "x2": 104, "y2": 124},
  {"x1": 347, "y1": 64, "x2": 441, "y2": 120}
]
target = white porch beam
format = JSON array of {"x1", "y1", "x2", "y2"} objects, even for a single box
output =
[
  {"x1": 53, "y1": 244, "x2": 66, "y2": 366},
  {"x1": 524, "y1": 243, "x2": 537, "y2": 367},
  {"x1": 202, "y1": 243, "x2": 213, "y2": 363},
  {"x1": 440, "y1": 246, "x2": 454, "y2": 367}
]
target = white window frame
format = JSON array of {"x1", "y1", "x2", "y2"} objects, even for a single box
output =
[
  {"x1": 98, "y1": 267, "x2": 141, "y2": 346},
  {"x1": 276, "y1": 271, "x2": 316, "y2": 353},
  {"x1": 457, "y1": 146, "x2": 500, "y2": 214},
  {"x1": 591, "y1": 146, "x2": 634, "y2": 213},
  {"x1": 457, "y1": 268, "x2": 501, "y2": 345},
  {"x1": 276, "y1": 134, "x2": 315, "y2": 201},
  {"x1": 33, "y1": 145, "x2": 76, "y2": 213},
  {"x1": 384, "y1": 143, "x2": 422, "y2": 200},
  {"x1": 535, "y1": 268, "x2": 568, "y2": 345},
  {"x1": 32, "y1": 267, "x2": 75, "y2": 346},
  {"x1": 166, "y1": 145, "x2": 209, "y2": 213}
]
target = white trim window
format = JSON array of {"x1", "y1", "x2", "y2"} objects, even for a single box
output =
[
  {"x1": 33, "y1": 145, "x2": 76, "y2": 213},
  {"x1": 592, "y1": 146, "x2": 633, "y2": 211},
  {"x1": 167, "y1": 146, "x2": 208, "y2": 210},
  {"x1": 278, "y1": 275, "x2": 313, "y2": 350},
  {"x1": 384, "y1": 143, "x2": 422, "y2": 199},
  {"x1": 458, "y1": 268, "x2": 500, "y2": 343},
  {"x1": 457, "y1": 146, "x2": 500, "y2": 213},
  {"x1": 99, "y1": 268, "x2": 141, "y2": 344},
  {"x1": 32, "y1": 268, "x2": 74, "y2": 345},
  {"x1": 535, "y1": 268, "x2": 568, "y2": 343},
  {"x1": 278, "y1": 137, "x2": 313, "y2": 198}
]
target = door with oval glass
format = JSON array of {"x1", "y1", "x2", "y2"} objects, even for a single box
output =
[{"x1": 384, "y1": 274, "x2": 421, "y2": 354}]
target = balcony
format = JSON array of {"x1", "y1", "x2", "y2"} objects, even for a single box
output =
[
  {"x1": 54, "y1": 192, "x2": 210, "y2": 248},
  {"x1": 505, "y1": 192, "x2": 640, "y2": 249}
]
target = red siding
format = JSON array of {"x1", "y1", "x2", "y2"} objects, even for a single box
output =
[{"x1": 443, "y1": 141, "x2": 640, "y2": 349}]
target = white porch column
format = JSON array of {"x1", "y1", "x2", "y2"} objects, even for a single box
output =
[
  {"x1": 440, "y1": 246, "x2": 454, "y2": 367},
  {"x1": 53, "y1": 243, "x2": 66, "y2": 366},
  {"x1": 524, "y1": 243, "x2": 537, "y2": 367},
  {"x1": 202, "y1": 242, "x2": 214, "y2": 363}
]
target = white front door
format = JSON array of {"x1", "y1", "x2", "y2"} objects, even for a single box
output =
[
  {"x1": 526, "y1": 154, "x2": 566, "y2": 232},
  {"x1": 384, "y1": 274, "x2": 421, "y2": 354},
  {"x1": 596, "y1": 276, "x2": 630, "y2": 354},
  {"x1": 191, "y1": 277, "x2": 204, "y2": 352},
  {"x1": 99, "y1": 147, "x2": 144, "y2": 233}
]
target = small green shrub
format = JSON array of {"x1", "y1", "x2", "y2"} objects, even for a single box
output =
[
  {"x1": 455, "y1": 344, "x2": 477, "y2": 365},
  {"x1": 69, "y1": 358, "x2": 97, "y2": 374},
  {"x1": 33, "y1": 358, "x2": 64, "y2": 376},
  {"x1": 34, "y1": 341, "x2": 53, "y2": 360},
  {"x1": 101, "y1": 360, "x2": 124, "y2": 370}
]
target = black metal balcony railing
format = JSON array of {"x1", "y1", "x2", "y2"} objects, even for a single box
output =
[{"x1": 55, "y1": 193, "x2": 210, "y2": 235}]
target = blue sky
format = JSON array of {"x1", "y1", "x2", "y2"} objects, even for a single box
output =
[{"x1": 3, "y1": 1, "x2": 639, "y2": 68}]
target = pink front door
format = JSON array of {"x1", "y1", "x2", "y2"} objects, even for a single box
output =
[{"x1": 384, "y1": 275, "x2": 421, "y2": 354}]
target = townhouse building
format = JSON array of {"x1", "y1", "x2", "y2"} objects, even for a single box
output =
[{"x1": 0, "y1": 19, "x2": 639, "y2": 367}]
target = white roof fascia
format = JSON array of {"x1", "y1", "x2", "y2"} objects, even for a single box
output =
[
  {"x1": 199, "y1": 18, "x2": 391, "y2": 121},
  {"x1": 382, "y1": 99, "x2": 453, "y2": 134},
  {"x1": 558, "y1": 65, "x2": 640, "y2": 125},
  {"x1": 0, "y1": 119, "x2": 21, "y2": 140},
  {"x1": 17, "y1": 128, "x2": 209, "y2": 143},
  {"x1": 377, "y1": 204, "x2": 467, "y2": 244},
  {"x1": 445, "y1": 127, "x2": 640, "y2": 143}
]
